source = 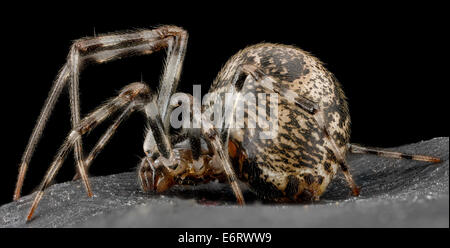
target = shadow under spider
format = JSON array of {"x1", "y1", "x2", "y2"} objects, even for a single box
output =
[{"x1": 134, "y1": 155, "x2": 442, "y2": 205}]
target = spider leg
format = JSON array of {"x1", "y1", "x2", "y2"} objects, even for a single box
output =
[
  {"x1": 273, "y1": 74, "x2": 440, "y2": 194},
  {"x1": 141, "y1": 47, "x2": 191, "y2": 167},
  {"x1": 73, "y1": 26, "x2": 187, "y2": 181},
  {"x1": 77, "y1": 86, "x2": 191, "y2": 180},
  {"x1": 306, "y1": 108, "x2": 359, "y2": 196},
  {"x1": 199, "y1": 64, "x2": 280, "y2": 205},
  {"x1": 244, "y1": 66, "x2": 439, "y2": 193},
  {"x1": 200, "y1": 70, "x2": 252, "y2": 205},
  {"x1": 14, "y1": 25, "x2": 188, "y2": 200},
  {"x1": 348, "y1": 143, "x2": 441, "y2": 163},
  {"x1": 26, "y1": 83, "x2": 151, "y2": 221},
  {"x1": 202, "y1": 127, "x2": 245, "y2": 205},
  {"x1": 76, "y1": 102, "x2": 135, "y2": 178},
  {"x1": 14, "y1": 65, "x2": 71, "y2": 200},
  {"x1": 67, "y1": 47, "x2": 88, "y2": 196}
]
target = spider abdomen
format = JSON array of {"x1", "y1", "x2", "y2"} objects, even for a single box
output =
[{"x1": 211, "y1": 43, "x2": 351, "y2": 202}]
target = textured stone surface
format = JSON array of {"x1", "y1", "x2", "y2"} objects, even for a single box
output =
[{"x1": 1, "y1": 137, "x2": 448, "y2": 227}]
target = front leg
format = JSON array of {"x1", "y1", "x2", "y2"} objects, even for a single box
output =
[
  {"x1": 26, "y1": 83, "x2": 152, "y2": 221},
  {"x1": 15, "y1": 25, "x2": 188, "y2": 200},
  {"x1": 202, "y1": 128, "x2": 246, "y2": 205}
]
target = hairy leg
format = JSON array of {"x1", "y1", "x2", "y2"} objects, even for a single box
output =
[
  {"x1": 14, "y1": 65, "x2": 70, "y2": 200},
  {"x1": 77, "y1": 103, "x2": 136, "y2": 176},
  {"x1": 26, "y1": 83, "x2": 151, "y2": 221},
  {"x1": 348, "y1": 143, "x2": 441, "y2": 163},
  {"x1": 15, "y1": 26, "x2": 188, "y2": 200}
]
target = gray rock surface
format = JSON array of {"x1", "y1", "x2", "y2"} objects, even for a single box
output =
[{"x1": 1, "y1": 137, "x2": 448, "y2": 228}]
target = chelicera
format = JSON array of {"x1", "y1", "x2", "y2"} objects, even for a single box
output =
[{"x1": 14, "y1": 25, "x2": 441, "y2": 221}]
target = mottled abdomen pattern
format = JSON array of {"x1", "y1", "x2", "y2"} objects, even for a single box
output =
[{"x1": 209, "y1": 43, "x2": 351, "y2": 202}]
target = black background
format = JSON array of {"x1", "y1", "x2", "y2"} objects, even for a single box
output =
[{"x1": 0, "y1": 2, "x2": 447, "y2": 206}]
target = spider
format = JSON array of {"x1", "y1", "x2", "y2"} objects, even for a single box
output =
[{"x1": 14, "y1": 25, "x2": 441, "y2": 221}]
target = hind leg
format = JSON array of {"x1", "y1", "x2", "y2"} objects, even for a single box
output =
[{"x1": 348, "y1": 144, "x2": 441, "y2": 163}]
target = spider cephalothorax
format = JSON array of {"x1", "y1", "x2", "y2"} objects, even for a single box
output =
[{"x1": 14, "y1": 26, "x2": 441, "y2": 221}]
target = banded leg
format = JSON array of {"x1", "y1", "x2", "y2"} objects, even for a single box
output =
[
  {"x1": 79, "y1": 103, "x2": 136, "y2": 176},
  {"x1": 26, "y1": 83, "x2": 151, "y2": 221},
  {"x1": 14, "y1": 65, "x2": 70, "y2": 200},
  {"x1": 246, "y1": 65, "x2": 442, "y2": 195},
  {"x1": 68, "y1": 45, "x2": 90, "y2": 198},
  {"x1": 14, "y1": 25, "x2": 188, "y2": 200},
  {"x1": 348, "y1": 144, "x2": 441, "y2": 163},
  {"x1": 311, "y1": 111, "x2": 360, "y2": 196},
  {"x1": 202, "y1": 126, "x2": 245, "y2": 205},
  {"x1": 200, "y1": 68, "x2": 253, "y2": 205},
  {"x1": 76, "y1": 94, "x2": 185, "y2": 180}
]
